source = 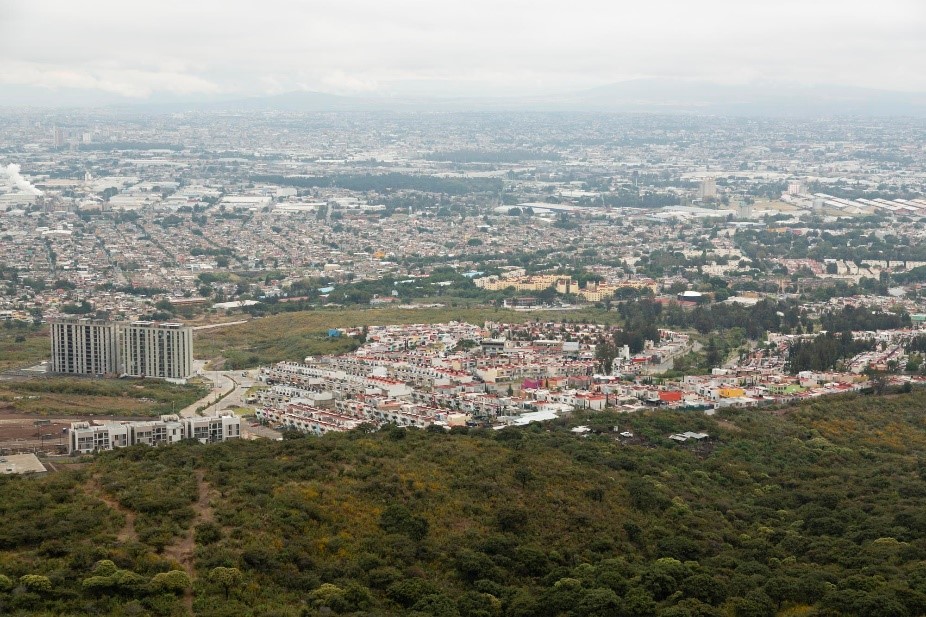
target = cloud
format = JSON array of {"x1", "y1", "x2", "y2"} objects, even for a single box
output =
[
  {"x1": 0, "y1": 0, "x2": 923, "y2": 100},
  {"x1": 0, "y1": 61, "x2": 221, "y2": 98}
]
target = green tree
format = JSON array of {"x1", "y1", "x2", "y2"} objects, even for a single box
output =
[
  {"x1": 209, "y1": 566, "x2": 243, "y2": 600},
  {"x1": 19, "y1": 574, "x2": 52, "y2": 593},
  {"x1": 309, "y1": 583, "x2": 346, "y2": 610},
  {"x1": 151, "y1": 570, "x2": 191, "y2": 594},
  {"x1": 92, "y1": 559, "x2": 118, "y2": 577},
  {"x1": 379, "y1": 504, "x2": 429, "y2": 541}
]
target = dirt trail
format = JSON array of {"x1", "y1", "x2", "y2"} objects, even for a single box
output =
[
  {"x1": 162, "y1": 469, "x2": 214, "y2": 614},
  {"x1": 83, "y1": 477, "x2": 138, "y2": 543}
]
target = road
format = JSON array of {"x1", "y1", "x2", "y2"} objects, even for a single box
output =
[
  {"x1": 179, "y1": 361, "x2": 258, "y2": 418},
  {"x1": 179, "y1": 361, "x2": 279, "y2": 439},
  {"x1": 191, "y1": 320, "x2": 249, "y2": 331}
]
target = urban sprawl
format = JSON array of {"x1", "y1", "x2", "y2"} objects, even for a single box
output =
[{"x1": 3, "y1": 111, "x2": 926, "y2": 450}]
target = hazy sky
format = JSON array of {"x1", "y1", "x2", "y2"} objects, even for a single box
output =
[{"x1": 1, "y1": 0, "x2": 924, "y2": 101}]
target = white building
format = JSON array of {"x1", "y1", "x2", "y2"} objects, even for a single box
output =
[
  {"x1": 50, "y1": 319, "x2": 193, "y2": 380},
  {"x1": 50, "y1": 319, "x2": 120, "y2": 376},
  {"x1": 68, "y1": 413, "x2": 240, "y2": 454},
  {"x1": 121, "y1": 321, "x2": 193, "y2": 380},
  {"x1": 184, "y1": 414, "x2": 241, "y2": 443}
]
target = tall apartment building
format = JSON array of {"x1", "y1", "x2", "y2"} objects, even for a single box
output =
[
  {"x1": 49, "y1": 319, "x2": 193, "y2": 380},
  {"x1": 698, "y1": 177, "x2": 717, "y2": 199},
  {"x1": 121, "y1": 321, "x2": 193, "y2": 380},
  {"x1": 49, "y1": 319, "x2": 120, "y2": 376}
]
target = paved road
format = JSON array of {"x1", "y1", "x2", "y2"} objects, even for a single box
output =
[
  {"x1": 191, "y1": 320, "x2": 249, "y2": 331},
  {"x1": 178, "y1": 363, "x2": 279, "y2": 438},
  {"x1": 179, "y1": 361, "x2": 260, "y2": 418}
]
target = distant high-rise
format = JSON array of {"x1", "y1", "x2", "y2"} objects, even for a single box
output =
[
  {"x1": 50, "y1": 319, "x2": 120, "y2": 376},
  {"x1": 698, "y1": 178, "x2": 717, "y2": 199},
  {"x1": 52, "y1": 126, "x2": 65, "y2": 149},
  {"x1": 121, "y1": 321, "x2": 193, "y2": 380},
  {"x1": 49, "y1": 319, "x2": 193, "y2": 380}
]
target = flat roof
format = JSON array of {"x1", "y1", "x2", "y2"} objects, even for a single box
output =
[{"x1": 0, "y1": 453, "x2": 48, "y2": 475}]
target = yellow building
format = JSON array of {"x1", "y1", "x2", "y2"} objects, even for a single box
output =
[{"x1": 718, "y1": 387, "x2": 746, "y2": 398}]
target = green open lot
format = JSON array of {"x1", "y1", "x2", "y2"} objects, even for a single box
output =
[
  {"x1": 0, "y1": 326, "x2": 49, "y2": 371},
  {"x1": 194, "y1": 305, "x2": 617, "y2": 369},
  {"x1": 0, "y1": 377, "x2": 208, "y2": 417}
]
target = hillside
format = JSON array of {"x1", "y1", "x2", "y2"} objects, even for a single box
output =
[{"x1": 3, "y1": 392, "x2": 926, "y2": 616}]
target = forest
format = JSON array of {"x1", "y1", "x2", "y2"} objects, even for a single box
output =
[{"x1": 5, "y1": 391, "x2": 926, "y2": 616}]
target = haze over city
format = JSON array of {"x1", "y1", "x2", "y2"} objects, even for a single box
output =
[{"x1": 1, "y1": 0, "x2": 925, "y2": 108}]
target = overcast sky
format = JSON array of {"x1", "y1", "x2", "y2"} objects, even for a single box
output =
[{"x1": 1, "y1": 0, "x2": 924, "y2": 102}]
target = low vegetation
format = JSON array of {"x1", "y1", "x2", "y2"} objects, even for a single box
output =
[
  {"x1": 0, "y1": 325, "x2": 48, "y2": 372},
  {"x1": 195, "y1": 306, "x2": 617, "y2": 369},
  {"x1": 0, "y1": 378, "x2": 208, "y2": 417},
  {"x1": 4, "y1": 391, "x2": 926, "y2": 615}
]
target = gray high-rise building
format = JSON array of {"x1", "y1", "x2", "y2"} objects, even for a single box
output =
[
  {"x1": 121, "y1": 321, "x2": 193, "y2": 380},
  {"x1": 49, "y1": 319, "x2": 193, "y2": 380},
  {"x1": 698, "y1": 177, "x2": 717, "y2": 199},
  {"x1": 49, "y1": 319, "x2": 120, "y2": 376}
]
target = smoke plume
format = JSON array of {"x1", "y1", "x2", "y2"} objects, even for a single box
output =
[{"x1": 3, "y1": 164, "x2": 43, "y2": 196}]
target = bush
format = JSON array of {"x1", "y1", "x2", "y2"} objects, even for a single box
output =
[
  {"x1": 19, "y1": 575, "x2": 52, "y2": 593},
  {"x1": 151, "y1": 570, "x2": 191, "y2": 594}
]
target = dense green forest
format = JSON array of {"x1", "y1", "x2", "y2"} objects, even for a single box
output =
[{"x1": 5, "y1": 392, "x2": 926, "y2": 616}]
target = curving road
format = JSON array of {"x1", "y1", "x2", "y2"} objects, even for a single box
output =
[{"x1": 178, "y1": 361, "x2": 258, "y2": 418}]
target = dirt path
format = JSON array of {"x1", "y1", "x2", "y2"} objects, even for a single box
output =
[
  {"x1": 83, "y1": 477, "x2": 138, "y2": 543},
  {"x1": 162, "y1": 469, "x2": 214, "y2": 614}
]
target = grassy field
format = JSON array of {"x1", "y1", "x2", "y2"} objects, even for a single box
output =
[
  {"x1": 194, "y1": 305, "x2": 617, "y2": 368},
  {"x1": 0, "y1": 325, "x2": 49, "y2": 371},
  {"x1": 0, "y1": 377, "x2": 208, "y2": 417}
]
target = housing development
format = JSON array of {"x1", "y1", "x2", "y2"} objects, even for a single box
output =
[
  {"x1": 2, "y1": 110, "x2": 926, "y2": 450},
  {"x1": 253, "y1": 319, "x2": 926, "y2": 437}
]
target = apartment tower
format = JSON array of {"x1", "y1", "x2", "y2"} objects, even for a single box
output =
[
  {"x1": 121, "y1": 321, "x2": 193, "y2": 380},
  {"x1": 49, "y1": 319, "x2": 119, "y2": 375},
  {"x1": 49, "y1": 319, "x2": 193, "y2": 380}
]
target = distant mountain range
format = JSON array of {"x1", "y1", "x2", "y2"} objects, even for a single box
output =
[{"x1": 4, "y1": 79, "x2": 926, "y2": 116}]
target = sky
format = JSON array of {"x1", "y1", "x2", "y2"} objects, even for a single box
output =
[{"x1": 0, "y1": 0, "x2": 924, "y2": 103}]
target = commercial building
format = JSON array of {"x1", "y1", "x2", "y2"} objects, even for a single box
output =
[
  {"x1": 50, "y1": 319, "x2": 120, "y2": 376},
  {"x1": 121, "y1": 321, "x2": 193, "y2": 380},
  {"x1": 49, "y1": 319, "x2": 193, "y2": 380}
]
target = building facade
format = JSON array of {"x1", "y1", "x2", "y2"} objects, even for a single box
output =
[
  {"x1": 50, "y1": 319, "x2": 193, "y2": 380},
  {"x1": 68, "y1": 413, "x2": 240, "y2": 454},
  {"x1": 121, "y1": 321, "x2": 193, "y2": 379},
  {"x1": 50, "y1": 319, "x2": 120, "y2": 376}
]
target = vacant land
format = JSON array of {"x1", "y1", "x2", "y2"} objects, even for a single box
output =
[
  {"x1": 194, "y1": 305, "x2": 617, "y2": 368},
  {"x1": 0, "y1": 377, "x2": 208, "y2": 417},
  {"x1": 0, "y1": 325, "x2": 48, "y2": 371}
]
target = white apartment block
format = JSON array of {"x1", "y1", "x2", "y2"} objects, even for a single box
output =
[
  {"x1": 184, "y1": 414, "x2": 241, "y2": 443},
  {"x1": 121, "y1": 321, "x2": 193, "y2": 380},
  {"x1": 50, "y1": 319, "x2": 193, "y2": 380},
  {"x1": 68, "y1": 413, "x2": 240, "y2": 454},
  {"x1": 50, "y1": 319, "x2": 120, "y2": 375}
]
